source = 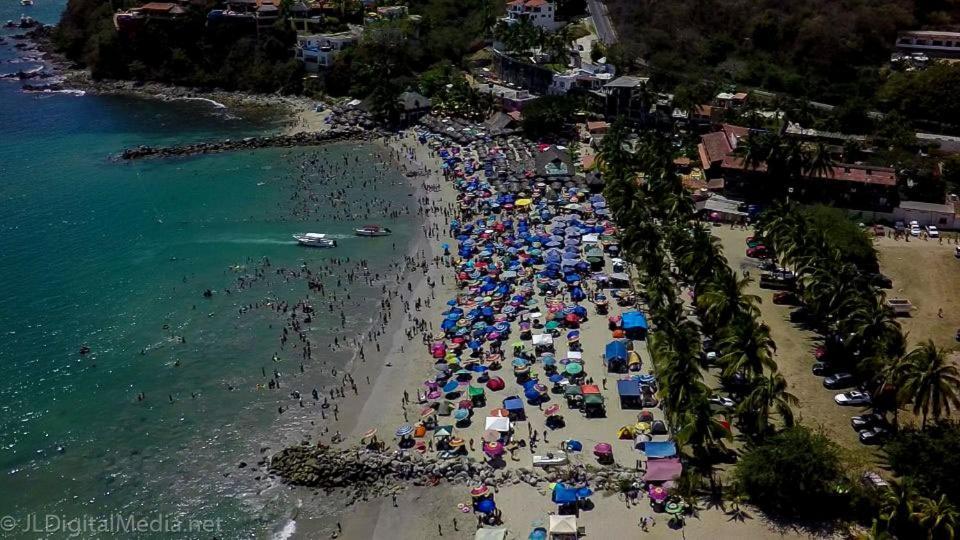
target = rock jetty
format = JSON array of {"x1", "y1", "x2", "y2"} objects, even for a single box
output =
[
  {"x1": 269, "y1": 444, "x2": 640, "y2": 504},
  {"x1": 118, "y1": 126, "x2": 379, "y2": 160}
]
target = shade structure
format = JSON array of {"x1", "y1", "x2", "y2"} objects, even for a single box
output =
[
  {"x1": 489, "y1": 408, "x2": 510, "y2": 417},
  {"x1": 640, "y1": 441, "x2": 677, "y2": 458},
  {"x1": 593, "y1": 442, "x2": 613, "y2": 455},
  {"x1": 468, "y1": 385, "x2": 485, "y2": 397},
  {"x1": 361, "y1": 428, "x2": 377, "y2": 439},
  {"x1": 648, "y1": 485, "x2": 669, "y2": 502},
  {"x1": 443, "y1": 381, "x2": 460, "y2": 393},
  {"x1": 395, "y1": 424, "x2": 414, "y2": 438},
  {"x1": 551, "y1": 484, "x2": 578, "y2": 504},
  {"x1": 421, "y1": 407, "x2": 437, "y2": 419},
  {"x1": 564, "y1": 363, "x2": 583, "y2": 376},
  {"x1": 434, "y1": 425, "x2": 454, "y2": 438},
  {"x1": 548, "y1": 515, "x2": 578, "y2": 534},
  {"x1": 476, "y1": 498, "x2": 497, "y2": 514},
  {"x1": 576, "y1": 487, "x2": 594, "y2": 499},
  {"x1": 486, "y1": 377, "x2": 506, "y2": 391},
  {"x1": 454, "y1": 408, "x2": 470, "y2": 421},
  {"x1": 483, "y1": 441, "x2": 505, "y2": 457},
  {"x1": 484, "y1": 416, "x2": 511, "y2": 432},
  {"x1": 474, "y1": 527, "x2": 507, "y2": 540},
  {"x1": 470, "y1": 485, "x2": 490, "y2": 497},
  {"x1": 544, "y1": 404, "x2": 561, "y2": 416},
  {"x1": 448, "y1": 437, "x2": 465, "y2": 448},
  {"x1": 644, "y1": 457, "x2": 683, "y2": 482}
]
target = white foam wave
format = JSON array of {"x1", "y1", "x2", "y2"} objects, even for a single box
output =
[{"x1": 271, "y1": 519, "x2": 296, "y2": 540}]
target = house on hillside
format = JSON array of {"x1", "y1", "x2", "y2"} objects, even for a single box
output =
[
  {"x1": 502, "y1": 0, "x2": 561, "y2": 31},
  {"x1": 114, "y1": 2, "x2": 187, "y2": 31},
  {"x1": 295, "y1": 30, "x2": 359, "y2": 72},
  {"x1": 398, "y1": 91, "x2": 431, "y2": 125},
  {"x1": 896, "y1": 30, "x2": 960, "y2": 59},
  {"x1": 601, "y1": 75, "x2": 650, "y2": 126},
  {"x1": 698, "y1": 124, "x2": 899, "y2": 211}
]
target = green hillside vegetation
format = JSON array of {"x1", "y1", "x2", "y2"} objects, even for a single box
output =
[{"x1": 606, "y1": 0, "x2": 960, "y2": 106}]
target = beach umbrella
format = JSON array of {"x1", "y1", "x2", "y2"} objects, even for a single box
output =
[
  {"x1": 448, "y1": 437, "x2": 466, "y2": 448},
  {"x1": 443, "y1": 381, "x2": 460, "y2": 393},
  {"x1": 512, "y1": 357, "x2": 528, "y2": 368},
  {"x1": 458, "y1": 399, "x2": 474, "y2": 410},
  {"x1": 666, "y1": 501, "x2": 684, "y2": 515},
  {"x1": 565, "y1": 363, "x2": 583, "y2": 376},
  {"x1": 548, "y1": 373, "x2": 565, "y2": 384},
  {"x1": 576, "y1": 487, "x2": 594, "y2": 499},
  {"x1": 421, "y1": 407, "x2": 437, "y2": 419},
  {"x1": 470, "y1": 485, "x2": 490, "y2": 498},
  {"x1": 544, "y1": 404, "x2": 561, "y2": 416},
  {"x1": 476, "y1": 498, "x2": 497, "y2": 514},
  {"x1": 593, "y1": 442, "x2": 613, "y2": 455},
  {"x1": 483, "y1": 441, "x2": 505, "y2": 458},
  {"x1": 529, "y1": 528, "x2": 547, "y2": 540},
  {"x1": 565, "y1": 440, "x2": 583, "y2": 452},
  {"x1": 486, "y1": 377, "x2": 505, "y2": 391},
  {"x1": 649, "y1": 485, "x2": 668, "y2": 502},
  {"x1": 395, "y1": 424, "x2": 414, "y2": 438},
  {"x1": 454, "y1": 408, "x2": 470, "y2": 421},
  {"x1": 489, "y1": 407, "x2": 510, "y2": 418},
  {"x1": 361, "y1": 428, "x2": 377, "y2": 440},
  {"x1": 482, "y1": 429, "x2": 501, "y2": 442}
]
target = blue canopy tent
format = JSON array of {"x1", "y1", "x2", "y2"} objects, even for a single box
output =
[
  {"x1": 617, "y1": 380, "x2": 642, "y2": 409},
  {"x1": 551, "y1": 484, "x2": 578, "y2": 505},
  {"x1": 639, "y1": 441, "x2": 677, "y2": 458},
  {"x1": 621, "y1": 311, "x2": 649, "y2": 340},
  {"x1": 604, "y1": 340, "x2": 628, "y2": 373},
  {"x1": 503, "y1": 397, "x2": 526, "y2": 420}
]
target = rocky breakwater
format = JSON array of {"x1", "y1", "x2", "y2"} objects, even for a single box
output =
[
  {"x1": 269, "y1": 444, "x2": 641, "y2": 505},
  {"x1": 118, "y1": 126, "x2": 378, "y2": 160}
]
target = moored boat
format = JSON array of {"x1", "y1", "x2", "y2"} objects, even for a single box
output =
[
  {"x1": 293, "y1": 233, "x2": 337, "y2": 248},
  {"x1": 355, "y1": 225, "x2": 392, "y2": 237}
]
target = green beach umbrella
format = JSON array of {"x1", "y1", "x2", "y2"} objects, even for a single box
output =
[
  {"x1": 468, "y1": 385, "x2": 485, "y2": 397},
  {"x1": 565, "y1": 363, "x2": 583, "y2": 376}
]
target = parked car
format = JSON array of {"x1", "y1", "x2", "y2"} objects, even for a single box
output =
[
  {"x1": 894, "y1": 221, "x2": 905, "y2": 234},
  {"x1": 709, "y1": 395, "x2": 736, "y2": 408},
  {"x1": 926, "y1": 225, "x2": 940, "y2": 238},
  {"x1": 746, "y1": 236, "x2": 764, "y2": 248},
  {"x1": 812, "y1": 361, "x2": 832, "y2": 376},
  {"x1": 746, "y1": 246, "x2": 770, "y2": 259},
  {"x1": 835, "y1": 390, "x2": 872, "y2": 406},
  {"x1": 823, "y1": 372, "x2": 857, "y2": 389},
  {"x1": 790, "y1": 307, "x2": 813, "y2": 324},
  {"x1": 851, "y1": 413, "x2": 885, "y2": 430},
  {"x1": 859, "y1": 426, "x2": 891, "y2": 445},
  {"x1": 772, "y1": 291, "x2": 799, "y2": 305},
  {"x1": 909, "y1": 220, "x2": 921, "y2": 236},
  {"x1": 861, "y1": 471, "x2": 890, "y2": 490}
]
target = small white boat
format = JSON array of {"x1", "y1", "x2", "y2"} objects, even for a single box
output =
[
  {"x1": 293, "y1": 233, "x2": 336, "y2": 248},
  {"x1": 21, "y1": 0, "x2": 33, "y2": 6},
  {"x1": 355, "y1": 225, "x2": 392, "y2": 237}
]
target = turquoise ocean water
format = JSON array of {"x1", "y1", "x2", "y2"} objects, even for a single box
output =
[{"x1": 1, "y1": 3, "x2": 416, "y2": 537}]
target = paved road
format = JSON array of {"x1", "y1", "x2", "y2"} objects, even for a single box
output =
[{"x1": 587, "y1": 0, "x2": 617, "y2": 45}]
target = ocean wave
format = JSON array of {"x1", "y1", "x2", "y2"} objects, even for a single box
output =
[
  {"x1": 23, "y1": 88, "x2": 86, "y2": 96},
  {"x1": 271, "y1": 519, "x2": 297, "y2": 540}
]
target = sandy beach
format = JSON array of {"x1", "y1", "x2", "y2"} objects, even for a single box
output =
[{"x1": 269, "y1": 116, "x2": 826, "y2": 540}]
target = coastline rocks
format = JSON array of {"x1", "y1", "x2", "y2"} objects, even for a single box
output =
[
  {"x1": 117, "y1": 127, "x2": 381, "y2": 160},
  {"x1": 269, "y1": 444, "x2": 639, "y2": 501}
]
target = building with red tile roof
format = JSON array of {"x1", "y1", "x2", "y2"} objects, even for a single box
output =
[{"x1": 502, "y1": 0, "x2": 560, "y2": 31}]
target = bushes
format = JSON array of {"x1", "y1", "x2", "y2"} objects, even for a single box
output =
[
  {"x1": 735, "y1": 426, "x2": 852, "y2": 519},
  {"x1": 802, "y1": 205, "x2": 877, "y2": 271},
  {"x1": 885, "y1": 422, "x2": 960, "y2": 507}
]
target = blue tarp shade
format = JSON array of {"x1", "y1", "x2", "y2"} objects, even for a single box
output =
[
  {"x1": 617, "y1": 380, "x2": 641, "y2": 397},
  {"x1": 621, "y1": 311, "x2": 648, "y2": 330},
  {"x1": 605, "y1": 341, "x2": 628, "y2": 362},
  {"x1": 641, "y1": 441, "x2": 677, "y2": 458},
  {"x1": 503, "y1": 398, "x2": 524, "y2": 411},
  {"x1": 551, "y1": 484, "x2": 578, "y2": 504}
]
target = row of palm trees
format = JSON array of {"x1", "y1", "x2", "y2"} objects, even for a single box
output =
[
  {"x1": 866, "y1": 479, "x2": 959, "y2": 540},
  {"x1": 598, "y1": 121, "x2": 800, "y2": 496},
  {"x1": 493, "y1": 19, "x2": 575, "y2": 65},
  {"x1": 755, "y1": 201, "x2": 960, "y2": 427}
]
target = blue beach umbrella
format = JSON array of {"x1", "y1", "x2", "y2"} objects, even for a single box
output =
[
  {"x1": 454, "y1": 408, "x2": 470, "y2": 421},
  {"x1": 443, "y1": 381, "x2": 460, "y2": 393},
  {"x1": 577, "y1": 487, "x2": 594, "y2": 499},
  {"x1": 565, "y1": 440, "x2": 583, "y2": 452},
  {"x1": 477, "y1": 499, "x2": 496, "y2": 514}
]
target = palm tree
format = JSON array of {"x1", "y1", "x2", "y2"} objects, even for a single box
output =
[
  {"x1": 718, "y1": 315, "x2": 778, "y2": 377},
  {"x1": 675, "y1": 396, "x2": 732, "y2": 459},
  {"x1": 696, "y1": 271, "x2": 761, "y2": 329},
  {"x1": 880, "y1": 479, "x2": 919, "y2": 533},
  {"x1": 848, "y1": 296, "x2": 903, "y2": 363},
  {"x1": 735, "y1": 371, "x2": 798, "y2": 437},
  {"x1": 913, "y1": 494, "x2": 959, "y2": 540},
  {"x1": 897, "y1": 340, "x2": 960, "y2": 428},
  {"x1": 806, "y1": 142, "x2": 835, "y2": 178}
]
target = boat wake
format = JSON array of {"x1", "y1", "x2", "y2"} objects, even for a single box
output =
[{"x1": 168, "y1": 96, "x2": 228, "y2": 109}]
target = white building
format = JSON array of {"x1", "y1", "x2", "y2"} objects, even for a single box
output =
[
  {"x1": 502, "y1": 0, "x2": 560, "y2": 32},
  {"x1": 896, "y1": 30, "x2": 960, "y2": 58},
  {"x1": 548, "y1": 62, "x2": 615, "y2": 95},
  {"x1": 295, "y1": 31, "x2": 358, "y2": 72}
]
